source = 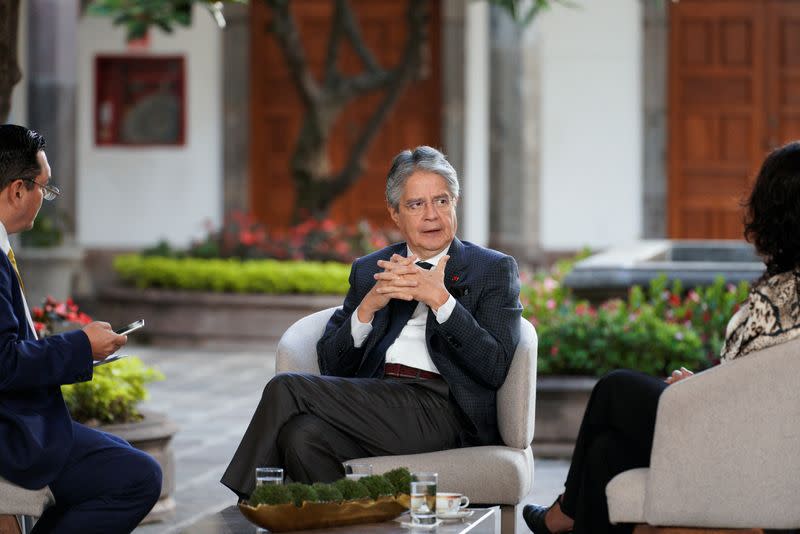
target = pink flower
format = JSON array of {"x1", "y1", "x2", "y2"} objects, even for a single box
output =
[
  {"x1": 543, "y1": 277, "x2": 557, "y2": 292},
  {"x1": 546, "y1": 299, "x2": 556, "y2": 310}
]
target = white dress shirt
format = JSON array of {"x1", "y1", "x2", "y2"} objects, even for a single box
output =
[
  {"x1": 350, "y1": 246, "x2": 456, "y2": 373},
  {"x1": 0, "y1": 222, "x2": 37, "y2": 338}
]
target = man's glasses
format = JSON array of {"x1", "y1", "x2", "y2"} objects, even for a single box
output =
[{"x1": 22, "y1": 179, "x2": 60, "y2": 201}]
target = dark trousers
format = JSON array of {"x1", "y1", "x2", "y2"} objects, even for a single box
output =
[
  {"x1": 221, "y1": 373, "x2": 463, "y2": 497},
  {"x1": 560, "y1": 369, "x2": 668, "y2": 534},
  {"x1": 31, "y1": 421, "x2": 162, "y2": 534}
]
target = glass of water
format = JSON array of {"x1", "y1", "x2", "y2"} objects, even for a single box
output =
[
  {"x1": 410, "y1": 472, "x2": 437, "y2": 525},
  {"x1": 255, "y1": 466, "x2": 284, "y2": 486},
  {"x1": 343, "y1": 462, "x2": 372, "y2": 480}
]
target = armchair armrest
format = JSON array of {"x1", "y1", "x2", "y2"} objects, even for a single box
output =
[
  {"x1": 497, "y1": 318, "x2": 538, "y2": 449},
  {"x1": 276, "y1": 307, "x2": 338, "y2": 375},
  {"x1": 643, "y1": 337, "x2": 800, "y2": 529}
]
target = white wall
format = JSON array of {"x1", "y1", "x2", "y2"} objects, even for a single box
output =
[
  {"x1": 538, "y1": 0, "x2": 642, "y2": 250},
  {"x1": 77, "y1": 6, "x2": 222, "y2": 248},
  {"x1": 8, "y1": 0, "x2": 27, "y2": 125}
]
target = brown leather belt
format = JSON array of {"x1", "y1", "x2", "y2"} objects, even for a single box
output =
[{"x1": 384, "y1": 363, "x2": 442, "y2": 380}]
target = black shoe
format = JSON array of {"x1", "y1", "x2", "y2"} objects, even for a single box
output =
[{"x1": 522, "y1": 503, "x2": 553, "y2": 534}]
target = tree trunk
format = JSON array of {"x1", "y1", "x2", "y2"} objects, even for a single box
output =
[{"x1": 0, "y1": 0, "x2": 22, "y2": 124}]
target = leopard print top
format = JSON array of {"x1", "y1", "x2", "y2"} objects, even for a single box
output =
[{"x1": 720, "y1": 269, "x2": 800, "y2": 362}]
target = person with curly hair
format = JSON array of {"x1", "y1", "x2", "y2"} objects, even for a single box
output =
[{"x1": 523, "y1": 141, "x2": 800, "y2": 534}]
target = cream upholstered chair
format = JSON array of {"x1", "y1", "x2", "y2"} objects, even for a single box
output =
[
  {"x1": 0, "y1": 478, "x2": 53, "y2": 534},
  {"x1": 606, "y1": 336, "x2": 800, "y2": 531},
  {"x1": 276, "y1": 307, "x2": 538, "y2": 534}
]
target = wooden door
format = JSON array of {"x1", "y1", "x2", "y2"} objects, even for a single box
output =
[
  {"x1": 249, "y1": 1, "x2": 442, "y2": 229},
  {"x1": 668, "y1": 1, "x2": 765, "y2": 239},
  {"x1": 765, "y1": 1, "x2": 800, "y2": 148}
]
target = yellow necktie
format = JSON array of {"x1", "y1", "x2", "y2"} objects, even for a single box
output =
[{"x1": 7, "y1": 248, "x2": 24, "y2": 292}]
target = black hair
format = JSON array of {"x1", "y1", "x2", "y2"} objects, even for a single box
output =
[
  {"x1": 744, "y1": 141, "x2": 800, "y2": 276},
  {"x1": 0, "y1": 124, "x2": 47, "y2": 192}
]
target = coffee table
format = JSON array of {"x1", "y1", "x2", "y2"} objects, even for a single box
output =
[{"x1": 180, "y1": 505, "x2": 501, "y2": 533}]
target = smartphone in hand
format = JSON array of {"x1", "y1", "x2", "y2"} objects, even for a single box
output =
[{"x1": 114, "y1": 319, "x2": 145, "y2": 336}]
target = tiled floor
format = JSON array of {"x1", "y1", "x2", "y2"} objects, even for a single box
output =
[{"x1": 128, "y1": 343, "x2": 569, "y2": 534}]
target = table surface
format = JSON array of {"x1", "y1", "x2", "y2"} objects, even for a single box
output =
[{"x1": 180, "y1": 506, "x2": 501, "y2": 534}]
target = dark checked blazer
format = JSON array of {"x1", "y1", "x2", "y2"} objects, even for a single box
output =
[
  {"x1": 317, "y1": 238, "x2": 523, "y2": 446},
  {"x1": 0, "y1": 252, "x2": 93, "y2": 490}
]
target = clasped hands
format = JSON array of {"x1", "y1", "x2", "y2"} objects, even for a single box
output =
[{"x1": 358, "y1": 254, "x2": 450, "y2": 323}]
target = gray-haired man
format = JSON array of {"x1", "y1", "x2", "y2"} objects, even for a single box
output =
[{"x1": 222, "y1": 146, "x2": 522, "y2": 497}]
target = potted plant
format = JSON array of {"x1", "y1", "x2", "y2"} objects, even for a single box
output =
[
  {"x1": 33, "y1": 298, "x2": 178, "y2": 524},
  {"x1": 16, "y1": 209, "x2": 85, "y2": 312}
]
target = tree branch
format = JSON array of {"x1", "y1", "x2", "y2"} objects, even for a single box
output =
[
  {"x1": 263, "y1": 0, "x2": 320, "y2": 105},
  {"x1": 323, "y1": 0, "x2": 347, "y2": 86},
  {"x1": 340, "y1": 0, "x2": 380, "y2": 73},
  {"x1": 324, "y1": 0, "x2": 427, "y2": 200},
  {"x1": 0, "y1": 0, "x2": 22, "y2": 124}
]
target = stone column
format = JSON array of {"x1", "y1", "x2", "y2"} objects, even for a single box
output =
[
  {"x1": 488, "y1": 8, "x2": 542, "y2": 265},
  {"x1": 462, "y1": 1, "x2": 490, "y2": 247},
  {"x1": 442, "y1": 0, "x2": 465, "y2": 176},
  {"x1": 222, "y1": 2, "x2": 250, "y2": 217},
  {"x1": 641, "y1": 0, "x2": 668, "y2": 238},
  {"x1": 27, "y1": 0, "x2": 79, "y2": 238}
]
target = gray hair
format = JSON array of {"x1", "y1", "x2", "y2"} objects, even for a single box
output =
[{"x1": 385, "y1": 146, "x2": 460, "y2": 210}]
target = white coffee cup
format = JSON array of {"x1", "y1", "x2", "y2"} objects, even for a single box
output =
[{"x1": 436, "y1": 492, "x2": 469, "y2": 515}]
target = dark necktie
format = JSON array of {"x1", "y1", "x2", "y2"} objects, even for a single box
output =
[{"x1": 369, "y1": 261, "x2": 434, "y2": 375}]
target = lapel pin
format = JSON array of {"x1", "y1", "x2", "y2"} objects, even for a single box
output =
[{"x1": 451, "y1": 275, "x2": 459, "y2": 282}]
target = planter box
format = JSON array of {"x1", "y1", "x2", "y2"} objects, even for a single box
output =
[
  {"x1": 99, "y1": 411, "x2": 178, "y2": 524},
  {"x1": 86, "y1": 287, "x2": 343, "y2": 346},
  {"x1": 533, "y1": 376, "x2": 597, "y2": 459},
  {"x1": 16, "y1": 245, "x2": 84, "y2": 309}
]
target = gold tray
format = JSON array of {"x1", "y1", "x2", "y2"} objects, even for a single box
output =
[{"x1": 239, "y1": 494, "x2": 410, "y2": 532}]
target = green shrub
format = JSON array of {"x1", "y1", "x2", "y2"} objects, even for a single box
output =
[
  {"x1": 333, "y1": 478, "x2": 370, "y2": 500},
  {"x1": 249, "y1": 484, "x2": 293, "y2": 506},
  {"x1": 522, "y1": 251, "x2": 752, "y2": 377},
  {"x1": 357, "y1": 475, "x2": 395, "y2": 499},
  {"x1": 383, "y1": 467, "x2": 412, "y2": 495},
  {"x1": 312, "y1": 482, "x2": 344, "y2": 502},
  {"x1": 113, "y1": 254, "x2": 351, "y2": 295},
  {"x1": 285, "y1": 483, "x2": 319, "y2": 507},
  {"x1": 536, "y1": 300, "x2": 705, "y2": 377},
  {"x1": 61, "y1": 356, "x2": 164, "y2": 424}
]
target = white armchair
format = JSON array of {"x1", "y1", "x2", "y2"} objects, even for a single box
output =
[
  {"x1": 276, "y1": 307, "x2": 538, "y2": 534},
  {"x1": 606, "y1": 337, "x2": 800, "y2": 531},
  {"x1": 0, "y1": 478, "x2": 53, "y2": 534}
]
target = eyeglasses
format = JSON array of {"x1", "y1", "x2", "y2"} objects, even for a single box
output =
[
  {"x1": 403, "y1": 196, "x2": 454, "y2": 214},
  {"x1": 22, "y1": 179, "x2": 60, "y2": 201}
]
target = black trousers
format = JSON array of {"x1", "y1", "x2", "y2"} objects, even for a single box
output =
[
  {"x1": 560, "y1": 369, "x2": 668, "y2": 534},
  {"x1": 221, "y1": 373, "x2": 463, "y2": 497}
]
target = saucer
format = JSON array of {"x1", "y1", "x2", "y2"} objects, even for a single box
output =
[
  {"x1": 398, "y1": 519, "x2": 443, "y2": 530},
  {"x1": 437, "y1": 510, "x2": 474, "y2": 520}
]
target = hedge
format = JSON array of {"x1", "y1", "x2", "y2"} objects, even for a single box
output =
[{"x1": 113, "y1": 254, "x2": 351, "y2": 295}]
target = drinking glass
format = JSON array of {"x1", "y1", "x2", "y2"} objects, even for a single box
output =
[
  {"x1": 255, "y1": 466, "x2": 284, "y2": 486},
  {"x1": 343, "y1": 462, "x2": 372, "y2": 480},
  {"x1": 409, "y1": 472, "x2": 438, "y2": 525}
]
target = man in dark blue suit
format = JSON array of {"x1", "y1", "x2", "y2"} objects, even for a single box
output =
[
  {"x1": 222, "y1": 146, "x2": 522, "y2": 495},
  {"x1": 0, "y1": 125, "x2": 161, "y2": 533}
]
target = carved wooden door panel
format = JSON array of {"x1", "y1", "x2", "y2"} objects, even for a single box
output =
[
  {"x1": 668, "y1": 1, "x2": 765, "y2": 239},
  {"x1": 765, "y1": 1, "x2": 800, "y2": 149},
  {"x1": 249, "y1": 0, "x2": 441, "y2": 229}
]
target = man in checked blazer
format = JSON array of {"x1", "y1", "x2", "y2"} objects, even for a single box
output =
[{"x1": 222, "y1": 146, "x2": 522, "y2": 496}]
